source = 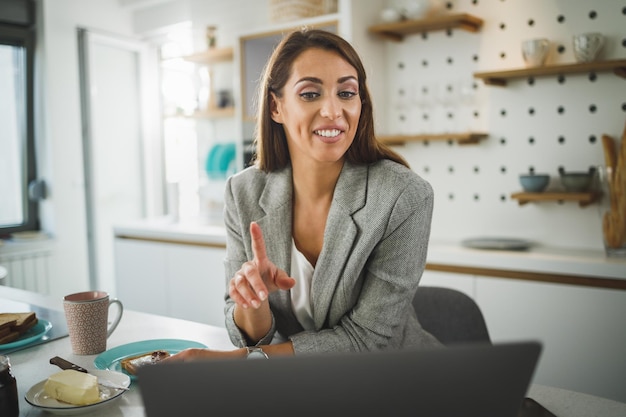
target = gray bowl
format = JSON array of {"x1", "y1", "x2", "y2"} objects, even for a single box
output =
[
  {"x1": 519, "y1": 174, "x2": 550, "y2": 192},
  {"x1": 560, "y1": 171, "x2": 593, "y2": 192}
]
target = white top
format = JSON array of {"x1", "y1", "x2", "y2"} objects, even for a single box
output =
[{"x1": 290, "y1": 239, "x2": 315, "y2": 330}]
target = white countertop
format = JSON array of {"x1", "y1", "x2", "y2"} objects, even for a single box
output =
[
  {"x1": 113, "y1": 217, "x2": 227, "y2": 246},
  {"x1": 3, "y1": 286, "x2": 626, "y2": 417},
  {"x1": 427, "y1": 240, "x2": 626, "y2": 280},
  {"x1": 113, "y1": 218, "x2": 626, "y2": 280}
]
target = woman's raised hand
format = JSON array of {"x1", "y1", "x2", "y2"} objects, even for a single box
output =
[{"x1": 229, "y1": 222, "x2": 296, "y2": 309}]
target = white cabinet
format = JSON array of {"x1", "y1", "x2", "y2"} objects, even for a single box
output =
[
  {"x1": 419, "y1": 269, "x2": 626, "y2": 403},
  {"x1": 114, "y1": 238, "x2": 227, "y2": 327}
]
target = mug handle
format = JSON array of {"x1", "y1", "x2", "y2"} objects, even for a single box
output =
[{"x1": 107, "y1": 298, "x2": 124, "y2": 338}]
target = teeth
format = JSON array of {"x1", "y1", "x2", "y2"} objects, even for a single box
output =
[{"x1": 315, "y1": 129, "x2": 341, "y2": 138}]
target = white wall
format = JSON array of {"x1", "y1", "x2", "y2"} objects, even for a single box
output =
[{"x1": 36, "y1": 0, "x2": 137, "y2": 298}]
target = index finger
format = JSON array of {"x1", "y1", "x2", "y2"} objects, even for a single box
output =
[{"x1": 250, "y1": 222, "x2": 268, "y2": 263}]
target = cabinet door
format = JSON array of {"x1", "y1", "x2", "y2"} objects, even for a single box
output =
[
  {"x1": 476, "y1": 277, "x2": 626, "y2": 404},
  {"x1": 114, "y1": 239, "x2": 169, "y2": 316},
  {"x1": 166, "y1": 245, "x2": 226, "y2": 327},
  {"x1": 419, "y1": 269, "x2": 476, "y2": 299}
]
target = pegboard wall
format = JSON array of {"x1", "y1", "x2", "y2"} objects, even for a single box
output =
[{"x1": 384, "y1": 0, "x2": 626, "y2": 250}]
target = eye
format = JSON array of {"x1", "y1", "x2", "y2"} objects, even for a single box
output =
[
  {"x1": 299, "y1": 91, "x2": 320, "y2": 100},
  {"x1": 338, "y1": 90, "x2": 358, "y2": 99}
]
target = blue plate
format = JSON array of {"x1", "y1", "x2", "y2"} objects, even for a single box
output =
[
  {"x1": 93, "y1": 339, "x2": 207, "y2": 380},
  {"x1": 0, "y1": 319, "x2": 52, "y2": 351}
]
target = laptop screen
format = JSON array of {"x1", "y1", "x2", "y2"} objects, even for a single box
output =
[{"x1": 139, "y1": 341, "x2": 541, "y2": 417}]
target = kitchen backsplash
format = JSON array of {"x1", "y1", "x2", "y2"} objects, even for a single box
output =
[{"x1": 383, "y1": 0, "x2": 626, "y2": 250}]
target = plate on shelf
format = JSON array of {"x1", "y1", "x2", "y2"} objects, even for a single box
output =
[
  {"x1": 0, "y1": 319, "x2": 52, "y2": 351},
  {"x1": 461, "y1": 237, "x2": 533, "y2": 251},
  {"x1": 93, "y1": 339, "x2": 207, "y2": 380},
  {"x1": 25, "y1": 369, "x2": 130, "y2": 415}
]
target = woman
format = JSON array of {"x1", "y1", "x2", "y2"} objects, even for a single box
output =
[{"x1": 171, "y1": 28, "x2": 439, "y2": 361}]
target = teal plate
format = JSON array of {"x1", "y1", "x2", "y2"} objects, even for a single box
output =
[
  {"x1": 93, "y1": 339, "x2": 207, "y2": 380},
  {"x1": 0, "y1": 319, "x2": 52, "y2": 351}
]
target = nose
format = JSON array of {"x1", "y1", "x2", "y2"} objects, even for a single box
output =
[{"x1": 319, "y1": 96, "x2": 342, "y2": 120}]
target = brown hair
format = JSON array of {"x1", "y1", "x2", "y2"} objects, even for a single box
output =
[{"x1": 253, "y1": 28, "x2": 409, "y2": 172}]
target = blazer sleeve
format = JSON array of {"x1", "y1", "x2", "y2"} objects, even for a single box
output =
[{"x1": 222, "y1": 173, "x2": 277, "y2": 347}]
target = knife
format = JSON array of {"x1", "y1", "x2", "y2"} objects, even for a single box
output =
[{"x1": 50, "y1": 356, "x2": 129, "y2": 391}]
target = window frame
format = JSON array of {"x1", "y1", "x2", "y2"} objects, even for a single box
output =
[{"x1": 0, "y1": 2, "x2": 38, "y2": 235}]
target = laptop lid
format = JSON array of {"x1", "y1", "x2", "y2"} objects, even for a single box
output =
[{"x1": 138, "y1": 341, "x2": 541, "y2": 417}]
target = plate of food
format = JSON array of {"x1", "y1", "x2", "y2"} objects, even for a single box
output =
[
  {"x1": 25, "y1": 369, "x2": 130, "y2": 415},
  {"x1": 93, "y1": 339, "x2": 207, "y2": 380},
  {"x1": 0, "y1": 313, "x2": 52, "y2": 350}
]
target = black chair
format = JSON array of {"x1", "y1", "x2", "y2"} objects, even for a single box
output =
[{"x1": 413, "y1": 286, "x2": 491, "y2": 346}]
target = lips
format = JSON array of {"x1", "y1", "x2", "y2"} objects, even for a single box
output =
[{"x1": 314, "y1": 128, "x2": 344, "y2": 143}]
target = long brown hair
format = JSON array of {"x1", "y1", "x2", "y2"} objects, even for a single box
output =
[{"x1": 253, "y1": 28, "x2": 409, "y2": 172}]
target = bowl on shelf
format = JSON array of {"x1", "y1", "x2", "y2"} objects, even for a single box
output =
[
  {"x1": 559, "y1": 169, "x2": 595, "y2": 192},
  {"x1": 519, "y1": 174, "x2": 550, "y2": 192}
]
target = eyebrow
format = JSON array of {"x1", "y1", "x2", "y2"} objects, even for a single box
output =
[{"x1": 294, "y1": 75, "x2": 358, "y2": 86}]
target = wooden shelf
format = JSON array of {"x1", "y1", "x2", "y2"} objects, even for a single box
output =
[
  {"x1": 474, "y1": 59, "x2": 626, "y2": 86},
  {"x1": 510, "y1": 191, "x2": 600, "y2": 207},
  {"x1": 379, "y1": 132, "x2": 488, "y2": 145},
  {"x1": 369, "y1": 13, "x2": 483, "y2": 41},
  {"x1": 180, "y1": 47, "x2": 234, "y2": 65}
]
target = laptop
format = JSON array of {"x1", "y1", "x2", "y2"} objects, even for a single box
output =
[{"x1": 138, "y1": 341, "x2": 541, "y2": 417}]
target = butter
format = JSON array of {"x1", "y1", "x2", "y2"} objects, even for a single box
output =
[{"x1": 43, "y1": 369, "x2": 100, "y2": 405}]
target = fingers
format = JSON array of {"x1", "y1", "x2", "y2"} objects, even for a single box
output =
[
  {"x1": 229, "y1": 263, "x2": 268, "y2": 309},
  {"x1": 275, "y1": 269, "x2": 296, "y2": 290},
  {"x1": 250, "y1": 222, "x2": 268, "y2": 263}
]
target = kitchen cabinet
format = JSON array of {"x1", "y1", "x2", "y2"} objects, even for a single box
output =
[
  {"x1": 419, "y1": 269, "x2": 626, "y2": 404},
  {"x1": 114, "y1": 237, "x2": 227, "y2": 327}
]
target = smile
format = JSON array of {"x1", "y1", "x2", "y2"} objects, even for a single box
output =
[{"x1": 314, "y1": 129, "x2": 342, "y2": 138}]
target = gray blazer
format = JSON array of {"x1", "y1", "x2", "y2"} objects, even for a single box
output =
[{"x1": 222, "y1": 159, "x2": 441, "y2": 354}]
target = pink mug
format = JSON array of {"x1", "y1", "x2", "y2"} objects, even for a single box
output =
[{"x1": 63, "y1": 291, "x2": 123, "y2": 355}]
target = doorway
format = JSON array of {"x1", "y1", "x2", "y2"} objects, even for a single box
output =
[{"x1": 77, "y1": 28, "x2": 163, "y2": 292}]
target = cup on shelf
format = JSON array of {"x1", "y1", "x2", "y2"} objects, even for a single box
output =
[
  {"x1": 521, "y1": 38, "x2": 550, "y2": 67},
  {"x1": 573, "y1": 32, "x2": 604, "y2": 63}
]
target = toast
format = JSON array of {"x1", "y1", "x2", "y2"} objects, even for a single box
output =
[
  {"x1": 0, "y1": 312, "x2": 38, "y2": 344},
  {"x1": 0, "y1": 312, "x2": 37, "y2": 332},
  {"x1": 120, "y1": 350, "x2": 170, "y2": 375}
]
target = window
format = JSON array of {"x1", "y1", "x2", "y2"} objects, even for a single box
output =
[{"x1": 0, "y1": 0, "x2": 38, "y2": 235}]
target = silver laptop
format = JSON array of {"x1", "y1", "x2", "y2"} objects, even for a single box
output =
[{"x1": 138, "y1": 341, "x2": 541, "y2": 417}]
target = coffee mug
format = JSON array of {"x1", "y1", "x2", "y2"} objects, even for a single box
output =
[
  {"x1": 63, "y1": 291, "x2": 123, "y2": 355},
  {"x1": 573, "y1": 32, "x2": 604, "y2": 63},
  {"x1": 521, "y1": 38, "x2": 550, "y2": 67}
]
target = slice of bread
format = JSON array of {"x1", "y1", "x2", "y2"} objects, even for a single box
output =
[
  {"x1": 120, "y1": 350, "x2": 171, "y2": 375},
  {"x1": 0, "y1": 312, "x2": 38, "y2": 344},
  {"x1": 0, "y1": 312, "x2": 37, "y2": 329},
  {"x1": 0, "y1": 330, "x2": 20, "y2": 344}
]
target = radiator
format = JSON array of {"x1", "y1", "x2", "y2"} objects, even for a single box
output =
[{"x1": 0, "y1": 244, "x2": 53, "y2": 294}]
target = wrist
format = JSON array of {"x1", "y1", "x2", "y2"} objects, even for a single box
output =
[{"x1": 245, "y1": 346, "x2": 269, "y2": 359}]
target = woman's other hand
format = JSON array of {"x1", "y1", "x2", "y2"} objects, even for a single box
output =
[{"x1": 229, "y1": 222, "x2": 296, "y2": 310}]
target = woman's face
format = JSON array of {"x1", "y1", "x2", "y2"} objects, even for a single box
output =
[{"x1": 271, "y1": 48, "x2": 361, "y2": 168}]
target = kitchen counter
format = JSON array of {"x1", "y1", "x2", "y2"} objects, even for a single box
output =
[{"x1": 113, "y1": 218, "x2": 626, "y2": 286}]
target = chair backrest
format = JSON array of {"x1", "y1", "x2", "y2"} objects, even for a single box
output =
[{"x1": 413, "y1": 286, "x2": 491, "y2": 345}]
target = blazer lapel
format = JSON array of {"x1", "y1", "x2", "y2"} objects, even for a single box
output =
[
  {"x1": 310, "y1": 162, "x2": 368, "y2": 329},
  {"x1": 257, "y1": 166, "x2": 294, "y2": 312}
]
